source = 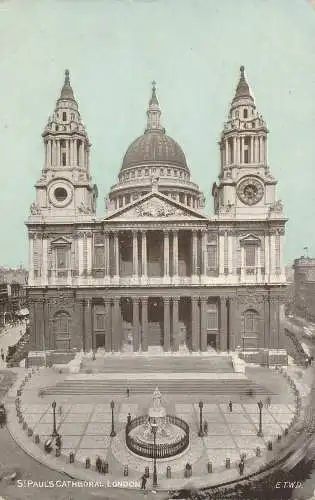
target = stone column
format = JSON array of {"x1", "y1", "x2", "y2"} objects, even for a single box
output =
[
  {"x1": 173, "y1": 230, "x2": 179, "y2": 278},
  {"x1": 66, "y1": 140, "x2": 69, "y2": 165},
  {"x1": 225, "y1": 139, "x2": 229, "y2": 165},
  {"x1": 47, "y1": 141, "x2": 51, "y2": 167},
  {"x1": 141, "y1": 297, "x2": 148, "y2": 351},
  {"x1": 114, "y1": 231, "x2": 120, "y2": 278},
  {"x1": 200, "y1": 296, "x2": 208, "y2": 351},
  {"x1": 105, "y1": 299, "x2": 111, "y2": 352},
  {"x1": 42, "y1": 235, "x2": 48, "y2": 286},
  {"x1": 233, "y1": 136, "x2": 237, "y2": 163},
  {"x1": 279, "y1": 230, "x2": 285, "y2": 279},
  {"x1": 219, "y1": 231, "x2": 225, "y2": 276},
  {"x1": 84, "y1": 299, "x2": 92, "y2": 352},
  {"x1": 240, "y1": 246, "x2": 245, "y2": 280},
  {"x1": 220, "y1": 298, "x2": 227, "y2": 351},
  {"x1": 172, "y1": 296, "x2": 179, "y2": 351},
  {"x1": 113, "y1": 297, "x2": 121, "y2": 351},
  {"x1": 264, "y1": 233, "x2": 270, "y2": 278},
  {"x1": 163, "y1": 297, "x2": 171, "y2": 351},
  {"x1": 43, "y1": 298, "x2": 49, "y2": 351},
  {"x1": 78, "y1": 234, "x2": 84, "y2": 279},
  {"x1": 192, "y1": 230, "x2": 198, "y2": 280},
  {"x1": 132, "y1": 297, "x2": 140, "y2": 352},
  {"x1": 80, "y1": 142, "x2": 85, "y2": 167},
  {"x1": 250, "y1": 136, "x2": 254, "y2": 163},
  {"x1": 257, "y1": 245, "x2": 261, "y2": 281},
  {"x1": 163, "y1": 230, "x2": 170, "y2": 280},
  {"x1": 269, "y1": 296, "x2": 278, "y2": 349},
  {"x1": 270, "y1": 232, "x2": 276, "y2": 280},
  {"x1": 228, "y1": 232, "x2": 233, "y2": 275},
  {"x1": 104, "y1": 232, "x2": 110, "y2": 278},
  {"x1": 237, "y1": 137, "x2": 241, "y2": 164},
  {"x1": 254, "y1": 136, "x2": 258, "y2": 163},
  {"x1": 29, "y1": 235, "x2": 34, "y2": 284},
  {"x1": 86, "y1": 232, "x2": 93, "y2": 278},
  {"x1": 201, "y1": 230, "x2": 207, "y2": 279},
  {"x1": 132, "y1": 230, "x2": 139, "y2": 279},
  {"x1": 259, "y1": 136, "x2": 263, "y2": 163},
  {"x1": 141, "y1": 231, "x2": 147, "y2": 278},
  {"x1": 191, "y1": 296, "x2": 200, "y2": 351},
  {"x1": 57, "y1": 140, "x2": 61, "y2": 166},
  {"x1": 240, "y1": 136, "x2": 244, "y2": 163}
]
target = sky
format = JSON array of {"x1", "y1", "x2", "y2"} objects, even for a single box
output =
[{"x1": 0, "y1": 0, "x2": 314, "y2": 267}]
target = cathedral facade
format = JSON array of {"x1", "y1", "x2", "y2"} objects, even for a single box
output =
[{"x1": 26, "y1": 67, "x2": 287, "y2": 361}]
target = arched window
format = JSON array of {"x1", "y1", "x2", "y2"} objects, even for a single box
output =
[
  {"x1": 53, "y1": 311, "x2": 71, "y2": 350},
  {"x1": 62, "y1": 112, "x2": 67, "y2": 122}
]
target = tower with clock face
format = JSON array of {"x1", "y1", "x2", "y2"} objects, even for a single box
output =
[
  {"x1": 30, "y1": 70, "x2": 98, "y2": 222},
  {"x1": 212, "y1": 66, "x2": 281, "y2": 220}
]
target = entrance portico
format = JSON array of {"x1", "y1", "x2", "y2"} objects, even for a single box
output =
[{"x1": 89, "y1": 295, "x2": 224, "y2": 354}]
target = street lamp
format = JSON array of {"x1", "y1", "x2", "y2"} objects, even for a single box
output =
[
  {"x1": 198, "y1": 401, "x2": 204, "y2": 437},
  {"x1": 51, "y1": 401, "x2": 58, "y2": 438},
  {"x1": 151, "y1": 419, "x2": 158, "y2": 489},
  {"x1": 110, "y1": 400, "x2": 116, "y2": 437},
  {"x1": 257, "y1": 400, "x2": 263, "y2": 437}
]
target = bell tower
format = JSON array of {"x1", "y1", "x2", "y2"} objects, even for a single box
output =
[
  {"x1": 30, "y1": 69, "x2": 98, "y2": 221},
  {"x1": 212, "y1": 66, "x2": 282, "y2": 220}
]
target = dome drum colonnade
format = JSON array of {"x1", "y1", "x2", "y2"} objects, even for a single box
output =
[{"x1": 26, "y1": 68, "x2": 287, "y2": 361}]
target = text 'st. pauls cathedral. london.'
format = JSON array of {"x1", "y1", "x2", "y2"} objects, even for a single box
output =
[{"x1": 26, "y1": 67, "x2": 287, "y2": 363}]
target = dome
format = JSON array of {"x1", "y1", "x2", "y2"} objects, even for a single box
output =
[{"x1": 121, "y1": 130, "x2": 189, "y2": 172}]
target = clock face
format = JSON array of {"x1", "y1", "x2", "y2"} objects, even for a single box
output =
[{"x1": 237, "y1": 177, "x2": 264, "y2": 206}]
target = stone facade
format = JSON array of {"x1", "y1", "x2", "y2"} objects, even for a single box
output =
[
  {"x1": 26, "y1": 68, "x2": 287, "y2": 356},
  {"x1": 293, "y1": 256, "x2": 315, "y2": 322}
]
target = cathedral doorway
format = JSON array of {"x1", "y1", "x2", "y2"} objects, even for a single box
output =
[
  {"x1": 52, "y1": 311, "x2": 71, "y2": 350},
  {"x1": 148, "y1": 297, "x2": 163, "y2": 346},
  {"x1": 242, "y1": 309, "x2": 259, "y2": 349}
]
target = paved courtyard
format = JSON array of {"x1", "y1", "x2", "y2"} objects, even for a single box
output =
[{"x1": 21, "y1": 396, "x2": 296, "y2": 478}]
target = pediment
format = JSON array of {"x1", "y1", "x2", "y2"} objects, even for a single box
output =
[
  {"x1": 240, "y1": 233, "x2": 261, "y2": 246},
  {"x1": 51, "y1": 237, "x2": 72, "y2": 246},
  {"x1": 104, "y1": 192, "x2": 207, "y2": 221}
]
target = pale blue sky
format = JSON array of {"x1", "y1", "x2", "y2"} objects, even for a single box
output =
[{"x1": 0, "y1": 0, "x2": 314, "y2": 267}]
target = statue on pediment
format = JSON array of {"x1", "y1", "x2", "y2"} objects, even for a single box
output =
[
  {"x1": 78, "y1": 202, "x2": 92, "y2": 214},
  {"x1": 135, "y1": 199, "x2": 184, "y2": 218},
  {"x1": 30, "y1": 202, "x2": 41, "y2": 215}
]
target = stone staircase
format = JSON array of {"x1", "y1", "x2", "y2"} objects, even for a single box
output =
[
  {"x1": 81, "y1": 355, "x2": 234, "y2": 373},
  {"x1": 41, "y1": 377, "x2": 272, "y2": 396}
]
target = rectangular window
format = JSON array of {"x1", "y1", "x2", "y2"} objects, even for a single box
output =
[
  {"x1": 62, "y1": 112, "x2": 67, "y2": 122},
  {"x1": 207, "y1": 305, "x2": 218, "y2": 330},
  {"x1": 207, "y1": 245, "x2": 217, "y2": 270},
  {"x1": 62, "y1": 152, "x2": 66, "y2": 166},
  {"x1": 56, "y1": 247, "x2": 67, "y2": 269},
  {"x1": 93, "y1": 246, "x2": 104, "y2": 269},
  {"x1": 245, "y1": 245, "x2": 255, "y2": 267},
  {"x1": 95, "y1": 314, "x2": 105, "y2": 330}
]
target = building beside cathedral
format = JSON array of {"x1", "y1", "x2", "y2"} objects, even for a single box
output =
[{"x1": 26, "y1": 67, "x2": 287, "y2": 363}]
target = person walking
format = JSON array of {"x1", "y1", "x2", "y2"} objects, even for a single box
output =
[
  {"x1": 140, "y1": 473, "x2": 147, "y2": 490},
  {"x1": 266, "y1": 396, "x2": 271, "y2": 408},
  {"x1": 126, "y1": 387, "x2": 130, "y2": 398},
  {"x1": 0, "y1": 348, "x2": 4, "y2": 362},
  {"x1": 228, "y1": 401, "x2": 233, "y2": 412},
  {"x1": 58, "y1": 405, "x2": 62, "y2": 416},
  {"x1": 239, "y1": 460, "x2": 245, "y2": 476},
  {"x1": 96, "y1": 456, "x2": 102, "y2": 473},
  {"x1": 203, "y1": 420, "x2": 208, "y2": 435}
]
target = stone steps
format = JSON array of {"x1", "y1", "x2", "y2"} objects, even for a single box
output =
[
  {"x1": 81, "y1": 356, "x2": 234, "y2": 373},
  {"x1": 41, "y1": 379, "x2": 271, "y2": 396}
]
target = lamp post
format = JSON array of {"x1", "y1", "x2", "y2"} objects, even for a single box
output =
[
  {"x1": 151, "y1": 420, "x2": 158, "y2": 489},
  {"x1": 51, "y1": 400, "x2": 58, "y2": 438},
  {"x1": 198, "y1": 401, "x2": 204, "y2": 437},
  {"x1": 257, "y1": 400, "x2": 263, "y2": 437},
  {"x1": 110, "y1": 400, "x2": 116, "y2": 437}
]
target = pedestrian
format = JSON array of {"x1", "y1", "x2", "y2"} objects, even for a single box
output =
[
  {"x1": 126, "y1": 387, "x2": 130, "y2": 398},
  {"x1": 127, "y1": 412, "x2": 132, "y2": 425},
  {"x1": 0, "y1": 348, "x2": 4, "y2": 362},
  {"x1": 58, "y1": 405, "x2": 62, "y2": 416},
  {"x1": 266, "y1": 396, "x2": 271, "y2": 408},
  {"x1": 101, "y1": 460, "x2": 106, "y2": 474},
  {"x1": 96, "y1": 456, "x2": 102, "y2": 473},
  {"x1": 203, "y1": 420, "x2": 208, "y2": 435},
  {"x1": 228, "y1": 401, "x2": 233, "y2": 412},
  {"x1": 140, "y1": 473, "x2": 147, "y2": 490},
  {"x1": 239, "y1": 460, "x2": 245, "y2": 476}
]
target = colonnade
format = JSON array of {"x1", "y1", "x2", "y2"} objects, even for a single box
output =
[
  {"x1": 45, "y1": 138, "x2": 88, "y2": 168},
  {"x1": 222, "y1": 135, "x2": 267, "y2": 166}
]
